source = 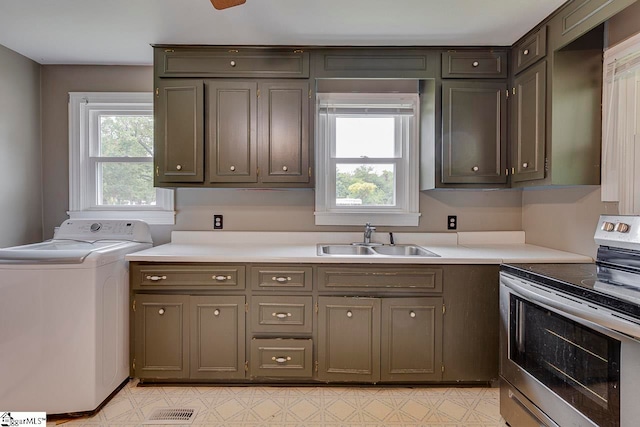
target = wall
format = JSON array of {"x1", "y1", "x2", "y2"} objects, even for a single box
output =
[
  {"x1": 607, "y1": 0, "x2": 640, "y2": 46},
  {"x1": 0, "y1": 45, "x2": 42, "y2": 247},
  {"x1": 174, "y1": 188, "x2": 523, "y2": 233},
  {"x1": 39, "y1": 65, "x2": 172, "y2": 241}
]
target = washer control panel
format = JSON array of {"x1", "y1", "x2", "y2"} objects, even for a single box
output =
[{"x1": 54, "y1": 220, "x2": 152, "y2": 243}]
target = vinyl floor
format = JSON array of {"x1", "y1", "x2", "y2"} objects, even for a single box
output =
[{"x1": 49, "y1": 380, "x2": 507, "y2": 427}]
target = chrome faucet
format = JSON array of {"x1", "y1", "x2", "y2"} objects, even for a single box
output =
[{"x1": 363, "y1": 222, "x2": 376, "y2": 245}]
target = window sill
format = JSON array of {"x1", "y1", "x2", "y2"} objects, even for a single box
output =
[
  {"x1": 67, "y1": 210, "x2": 175, "y2": 225},
  {"x1": 314, "y1": 212, "x2": 420, "y2": 226}
]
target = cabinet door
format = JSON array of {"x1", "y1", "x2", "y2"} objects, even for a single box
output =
[
  {"x1": 190, "y1": 296, "x2": 245, "y2": 380},
  {"x1": 380, "y1": 298, "x2": 443, "y2": 382},
  {"x1": 134, "y1": 294, "x2": 189, "y2": 379},
  {"x1": 207, "y1": 81, "x2": 257, "y2": 183},
  {"x1": 317, "y1": 297, "x2": 380, "y2": 382},
  {"x1": 155, "y1": 80, "x2": 204, "y2": 184},
  {"x1": 511, "y1": 60, "x2": 546, "y2": 183},
  {"x1": 441, "y1": 81, "x2": 507, "y2": 184},
  {"x1": 258, "y1": 81, "x2": 310, "y2": 183}
]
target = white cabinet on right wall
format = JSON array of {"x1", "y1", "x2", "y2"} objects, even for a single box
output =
[{"x1": 602, "y1": 32, "x2": 640, "y2": 214}]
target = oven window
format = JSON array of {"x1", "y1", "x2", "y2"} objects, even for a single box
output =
[{"x1": 510, "y1": 295, "x2": 621, "y2": 427}]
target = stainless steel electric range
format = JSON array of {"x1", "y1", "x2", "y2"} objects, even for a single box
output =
[{"x1": 500, "y1": 215, "x2": 640, "y2": 427}]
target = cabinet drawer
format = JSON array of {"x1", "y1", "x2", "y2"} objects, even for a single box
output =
[
  {"x1": 317, "y1": 266, "x2": 443, "y2": 292},
  {"x1": 441, "y1": 51, "x2": 508, "y2": 78},
  {"x1": 132, "y1": 264, "x2": 245, "y2": 290},
  {"x1": 156, "y1": 47, "x2": 309, "y2": 78},
  {"x1": 512, "y1": 26, "x2": 547, "y2": 75},
  {"x1": 251, "y1": 296, "x2": 313, "y2": 334},
  {"x1": 250, "y1": 338, "x2": 313, "y2": 378},
  {"x1": 250, "y1": 265, "x2": 312, "y2": 291}
]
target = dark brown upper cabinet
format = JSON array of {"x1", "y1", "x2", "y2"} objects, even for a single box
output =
[
  {"x1": 154, "y1": 79, "x2": 204, "y2": 185},
  {"x1": 441, "y1": 81, "x2": 507, "y2": 185},
  {"x1": 510, "y1": 61, "x2": 547, "y2": 183},
  {"x1": 441, "y1": 51, "x2": 508, "y2": 78},
  {"x1": 512, "y1": 26, "x2": 547, "y2": 75},
  {"x1": 155, "y1": 47, "x2": 309, "y2": 78}
]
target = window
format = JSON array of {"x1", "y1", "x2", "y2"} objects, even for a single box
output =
[
  {"x1": 602, "y1": 33, "x2": 640, "y2": 215},
  {"x1": 68, "y1": 92, "x2": 174, "y2": 224},
  {"x1": 315, "y1": 93, "x2": 420, "y2": 226}
]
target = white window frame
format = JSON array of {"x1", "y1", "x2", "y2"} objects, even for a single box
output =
[
  {"x1": 68, "y1": 92, "x2": 175, "y2": 224},
  {"x1": 315, "y1": 93, "x2": 420, "y2": 226}
]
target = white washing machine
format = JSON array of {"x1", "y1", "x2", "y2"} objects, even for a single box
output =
[{"x1": 0, "y1": 219, "x2": 152, "y2": 415}]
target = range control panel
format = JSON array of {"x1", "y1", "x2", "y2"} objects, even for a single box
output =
[
  {"x1": 54, "y1": 220, "x2": 152, "y2": 243},
  {"x1": 594, "y1": 215, "x2": 640, "y2": 251}
]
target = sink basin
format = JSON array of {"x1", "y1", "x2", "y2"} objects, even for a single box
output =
[
  {"x1": 317, "y1": 244, "x2": 439, "y2": 257},
  {"x1": 317, "y1": 244, "x2": 376, "y2": 256},
  {"x1": 372, "y1": 245, "x2": 440, "y2": 257}
]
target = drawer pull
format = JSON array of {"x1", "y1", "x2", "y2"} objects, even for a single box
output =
[
  {"x1": 230, "y1": 165, "x2": 236, "y2": 171},
  {"x1": 146, "y1": 275, "x2": 167, "y2": 281},
  {"x1": 213, "y1": 309, "x2": 220, "y2": 316},
  {"x1": 230, "y1": 60, "x2": 236, "y2": 67},
  {"x1": 472, "y1": 165, "x2": 479, "y2": 172},
  {"x1": 347, "y1": 310, "x2": 353, "y2": 318},
  {"x1": 272, "y1": 312, "x2": 292, "y2": 319},
  {"x1": 282, "y1": 166, "x2": 288, "y2": 171},
  {"x1": 272, "y1": 276, "x2": 292, "y2": 283},
  {"x1": 472, "y1": 61, "x2": 479, "y2": 67},
  {"x1": 522, "y1": 162, "x2": 529, "y2": 169},
  {"x1": 158, "y1": 308, "x2": 165, "y2": 315},
  {"x1": 523, "y1": 49, "x2": 530, "y2": 55},
  {"x1": 410, "y1": 311, "x2": 416, "y2": 318},
  {"x1": 176, "y1": 164, "x2": 182, "y2": 171},
  {"x1": 272, "y1": 356, "x2": 292, "y2": 363},
  {"x1": 213, "y1": 275, "x2": 232, "y2": 281}
]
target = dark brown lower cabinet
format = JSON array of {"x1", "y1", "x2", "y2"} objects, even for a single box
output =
[
  {"x1": 380, "y1": 297, "x2": 443, "y2": 382},
  {"x1": 317, "y1": 296, "x2": 443, "y2": 383},
  {"x1": 133, "y1": 294, "x2": 245, "y2": 380},
  {"x1": 190, "y1": 296, "x2": 245, "y2": 380},
  {"x1": 134, "y1": 294, "x2": 190, "y2": 379},
  {"x1": 317, "y1": 297, "x2": 381, "y2": 382}
]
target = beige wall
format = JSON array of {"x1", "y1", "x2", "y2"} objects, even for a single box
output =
[
  {"x1": 40, "y1": 65, "x2": 159, "y2": 239},
  {"x1": 607, "y1": 0, "x2": 640, "y2": 46},
  {"x1": 0, "y1": 45, "x2": 42, "y2": 247},
  {"x1": 174, "y1": 188, "x2": 523, "y2": 234}
]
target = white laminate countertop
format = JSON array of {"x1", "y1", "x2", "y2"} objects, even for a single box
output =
[{"x1": 125, "y1": 231, "x2": 593, "y2": 264}]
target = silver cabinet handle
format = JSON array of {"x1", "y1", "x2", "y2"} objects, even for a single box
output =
[
  {"x1": 272, "y1": 276, "x2": 292, "y2": 283},
  {"x1": 272, "y1": 356, "x2": 292, "y2": 363},
  {"x1": 346, "y1": 311, "x2": 353, "y2": 318},
  {"x1": 176, "y1": 164, "x2": 182, "y2": 171},
  {"x1": 410, "y1": 311, "x2": 416, "y2": 318},
  {"x1": 523, "y1": 49, "x2": 530, "y2": 55},
  {"x1": 158, "y1": 308, "x2": 165, "y2": 315},
  {"x1": 472, "y1": 61, "x2": 479, "y2": 67},
  {"x1": 272, "y1": 312, "x2": 292, "y2": 319},
  {"x1": 282, "y1": 166, "x2": 288, "y2": 171},
  {"x1": 472, "y1": 166, "x2": 479, "y2": 172},
  {"x1": 230, "y1": 60, "x2": 236, "y2": 67},
  {"x1": 213, "y1": 309, "x2": 220, "y2": 316},
  {"x1": 213, "y1": 275, "x2": 231, "y2": 281},
  {"x1": 230, "y1": 165, "x2": 236, "y2": 171},
  {"x1": 146, "y1": 275, "x2": 167, "y2": 281},
  {"x1": 522, "y1": 162, "x2": 529, "y2": 168}
]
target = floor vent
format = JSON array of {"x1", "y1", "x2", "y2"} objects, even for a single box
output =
[{"x1": 142, "y1": 408, "x2": 198, "y2": 425}]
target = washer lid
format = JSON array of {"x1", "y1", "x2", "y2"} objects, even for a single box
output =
[{"x1": 0, "y1": 240, "x2": 126, "y2": 264}]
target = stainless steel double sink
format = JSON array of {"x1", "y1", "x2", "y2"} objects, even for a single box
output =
[{"x1": 317, "y1": 244, "x2": 440, "y2": 257}]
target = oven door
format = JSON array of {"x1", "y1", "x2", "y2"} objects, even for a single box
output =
[{"x1": 500, "y1": 273, "x2": 640, "y2": 427}]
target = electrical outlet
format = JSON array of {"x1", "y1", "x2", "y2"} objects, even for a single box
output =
[
  {"x1": 447, "y1": 215, "x2": 457, "y2": 230},
  {"x1": 214, "y1": 214, "x2": 223, "y2": 230}
]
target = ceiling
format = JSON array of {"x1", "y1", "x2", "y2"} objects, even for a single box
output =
[{"x1": 0, "y1": 0, "x2": 566, "y2": 65}]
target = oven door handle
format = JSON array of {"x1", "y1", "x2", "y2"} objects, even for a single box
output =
[{"x1": 501, "y1": 274, "x2": 640, "y2": 341}]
